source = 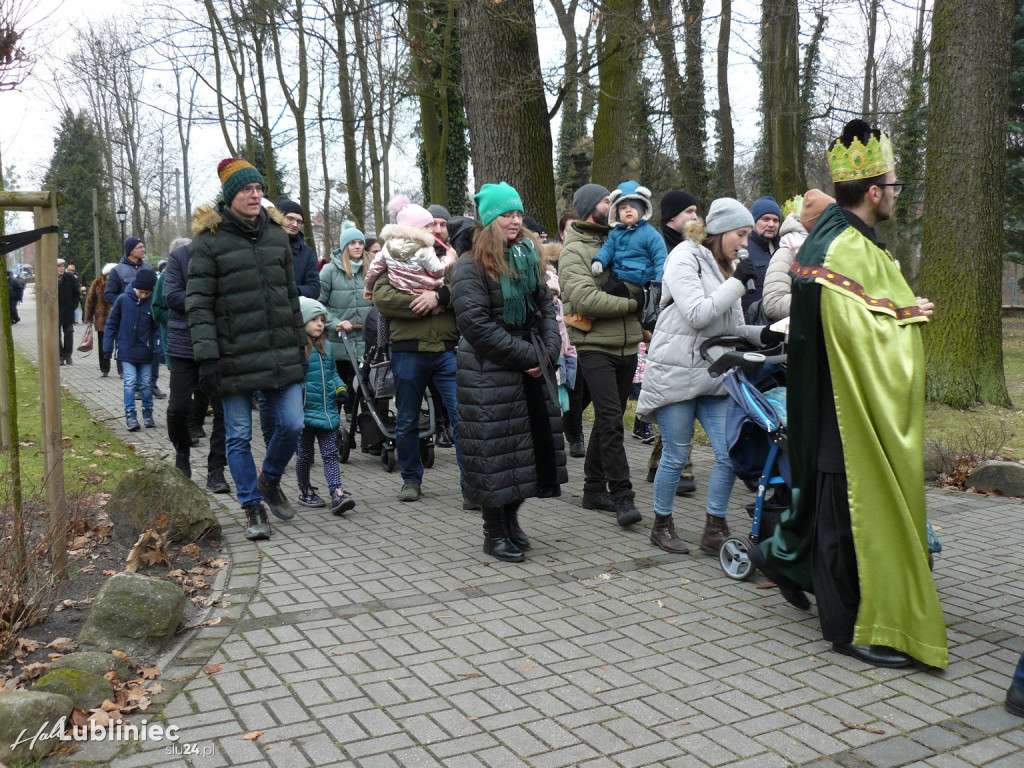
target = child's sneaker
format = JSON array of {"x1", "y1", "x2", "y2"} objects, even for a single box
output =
[
  {"x1": 298, "y1": 487, "x2": 326, "y2": 508},
  {"x1": 330, "y1": 488, "x2": 356, "y2": 516},
  {"x1": 142, "y1": 408, "x2": 156, "y2": 428},
  {"x1": 632, "y1": 419, "x2": 654, "y2": 443},
  {"x1": 125, "y1": 409, "x2": 140, "y2": 432}
]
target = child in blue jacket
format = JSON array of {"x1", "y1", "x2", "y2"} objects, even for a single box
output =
[
  {"x1": 296, "y1": 297, "x2": 356, "y2": 515},
  {"x1": 590, "y1": 181, "x2": 668, "y2": 287},
  {"x1": 103, "y1": 267, "x2": 158, "y2": 431}
]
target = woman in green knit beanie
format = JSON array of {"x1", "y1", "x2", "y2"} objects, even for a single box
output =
[{"x1": 450, "y1": 183, "x2": 567, "y2": 563}]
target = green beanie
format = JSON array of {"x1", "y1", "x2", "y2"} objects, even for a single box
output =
[{"x1": 474, "y1": 182, "x2": 524, "y2": 227}]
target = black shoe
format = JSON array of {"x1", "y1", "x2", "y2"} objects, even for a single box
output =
[
  {"x1": 614, "y1": 497, "x2": 642, "y2": 527},
  {"x1": 257, "y1": 475, "x2": 295, "y2": 520},
  {"x1": 647, "y1": 467, "x2": 657, "y2": 483},
  {"x1": 581, "y1": 490, "x2": 616, "y2": 512},
  {"x1": 205, "y1": 468, "x2": 230, "y2": 494},
  {"x1": 436, "y1": 424, "x2": 454, "y2": 448},
  {"x1": 174, "y1": 450, "x2": 191, "y2": 479},
  {"x1": 747, "y1": 544, "x2": 811, "y2": 610},
  {"x1": 503, "y1": 502, "x2": 530, "y2": 551},
  {"x1": 1005, "y1": 685, "x2": 1024, "y2": 717},
  {"x1": 298, "y1": 487, "x2": 326, "y2": 508},
  {"x1": 152, "y1": 384, "x2": 167, "y2": 399},
  {"x1": 569, "y1": 440, "x2": 585, "y2": 458},
  {"x1": 676, "y1": 474, "x2": 696, "y2": 495},
  {"x1": 832, "y1": 643, "x2": 912, "y2": 669},
  {"x1": 330, "y1": 488, "x2": 356, "y2": 515}
]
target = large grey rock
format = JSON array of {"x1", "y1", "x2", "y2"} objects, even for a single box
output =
[
  {"x1": 32, "y1": 668, "x2": 113, "y2": 711},
  {"x1": 924, "y1": 439, "x2": 956, "y2": 481},
  {"x1": 966, "y1": 460, "x2": 1024, "y2": 497},
  {"x1": 105, "y1": 463, "x2": 220, "y2": 542},
  {"x1": 50, "y1": 651, "x2": 132, "y2": 682},
  {"x1": 0, "y1": 690, "x2": 74, "y2": 765},
  {"x1": 77, "y1": 573, "x2": 186, "y2": 659}
]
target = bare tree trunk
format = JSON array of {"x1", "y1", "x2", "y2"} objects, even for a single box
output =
[
  {"x1": 333, "y1": 0, "x2": 365, "y2": 230},
  {"x1": 761, "y1": 0, "x2": 805, "y2": 202},
  {"x1": 350, "y1": 0, "x2": 383, "y2": 233},
  {"x1": 316, "y1": 41, "x2": 334, "y2": 252},
  {"x1": 920, "y1": 0, "x2": 1014, "y2": 407},
  {"x1": 173, "y1": 67, "x2": 197, "y2": 224},
  {"x1": 549, "y1": 0, "x2": 581, "y2": 186},
  {"x1": 272, "y1": 0, "x2": 311, "y2": 235},
  {"x1": 861, "y1": 0, "x2": 879, "y2": 121},
  {"x1": 716, "y1": 0, "x2": 736, "y2": 197},
  {"x1": 458, "y1": 0, "x2": 556, "y2": 232}
]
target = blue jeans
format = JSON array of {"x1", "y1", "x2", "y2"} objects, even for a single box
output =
[
  {"x1": 1013, "y1": 650, "x2": 1024, "y2": 694},
  {"x1": 391, "y1": 350, "x2": 461, "y2": 484},
  {"x1": 654, "y1": 396, "x2": 735, "y2": 518},
  {"x1": 221, "y1": 383, "x2": 304, "y2": 507},
  {"x1": 122, "y1": 361, "x2": 153, "y2": 411}
]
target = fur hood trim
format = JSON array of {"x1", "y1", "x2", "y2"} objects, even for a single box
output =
[
  {"x1": 608, "y1": 181, "x2": 654, "y2": 226},
  {"x1": 191, "y1": 203, "x2": 284, "y2": 236},
  {"x1": 379, "y1": 223, "x2": 435, "y2": 248}
]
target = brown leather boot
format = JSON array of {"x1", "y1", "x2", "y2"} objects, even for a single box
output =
[
  {"x1": 650, "y1": 514, "x2": 689, "y2": 554},
  {"x1": 699, "y1": 514, "x2": 730, "y2": 553}
]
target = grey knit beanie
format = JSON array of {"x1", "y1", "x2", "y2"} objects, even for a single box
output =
[
  {"x1": 705, "y1": 198, "x2": 755, "y2": 235},
  {"x1": 572, "y1": 183, "x2": 610, "y2": 220},
  {"x1": 427, "y1": 204, "x2": 452, "y2": 221}
]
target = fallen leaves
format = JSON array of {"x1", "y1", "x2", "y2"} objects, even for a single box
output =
[
  {"x1": 138, "y1": 666, "x2": 161, "y2": 680},
  {"x1": 243, "y1": 730, "x2": 264, "y2": 741},
  {"x1": 125, "y1": 529, "x2": 171, "y2": 573},
  {"x1": 838, "y1": 718, "x2": 886, "y2": 734},
  {"x1": 203, "y1": 663, "x2": 223, "y2": 675},
  {"x1": 46, "y1": 637, "x2": 76, "y2": 653}
]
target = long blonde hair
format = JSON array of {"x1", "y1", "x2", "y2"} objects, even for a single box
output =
[
  {"x1": 685, "y1": 219, "x2": 735, "y2": 279},
  {"x1": 470, "y1": 220, "x2": 541, "y2": 281}
]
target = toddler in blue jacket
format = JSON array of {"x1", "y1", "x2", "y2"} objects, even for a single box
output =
[
  {"x1": 590, "y1": 181, "x2": 668, "y2": 287},
  {"x1": 296, "y1": 297, "x2": 355, "y2": 516},
  {"x1": 103, "y1": 267, "x2": 158, "y2": 432}
]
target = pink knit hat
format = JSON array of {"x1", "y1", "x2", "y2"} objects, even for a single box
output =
[{"x1": 387, "y1": 194, "x2": 433, "y2": 229}]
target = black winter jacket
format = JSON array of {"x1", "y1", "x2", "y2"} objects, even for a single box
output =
[
  {"x1": 185, "y1": 203, "x2": 306, "y2": 395},
  {"x1": 162, "y1": 245, "x2": 195, "y2": 360},
  {"x1": 289, "y1": 234, "x2": 321, "y2": 299},
  {"x1": 57, "y1": 272, "x2": 80, "y2": 326},
  {"x1": 451, "y1": 252, "x2": 567, "y2": 507}
]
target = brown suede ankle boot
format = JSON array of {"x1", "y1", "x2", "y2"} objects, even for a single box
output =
[
  {"x1": 650, "y1": 514, "x2": 689, "y2": 554},
  {"x1": 699, "y1": 514, "x2": 730, "y2": 553}
]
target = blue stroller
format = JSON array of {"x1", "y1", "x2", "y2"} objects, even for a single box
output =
[
  {"x1": 701, "y1": 336, "x2": 789, "y2": 580},
  {"x1": 703, "y1": 336, "x2": 942, "y2": 581}
]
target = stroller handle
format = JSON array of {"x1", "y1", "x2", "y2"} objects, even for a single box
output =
[{"x1": 700, "y1": 335, "x2": 787, "y2": 378}]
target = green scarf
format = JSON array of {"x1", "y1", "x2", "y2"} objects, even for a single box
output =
[{"x1": 500, "y1": 238, "x2": 540, "y2": 326}]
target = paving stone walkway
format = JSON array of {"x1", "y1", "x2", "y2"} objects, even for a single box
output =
[{"x1": 11, "y1": 285, "x2": 1024, "y2": 767}]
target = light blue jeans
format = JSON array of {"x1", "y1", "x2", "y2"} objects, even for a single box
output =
[
  {"x1": 220, "y1": 383, "x2": 304, "y2": 507},
  {"x1": 122, "y1": 361, "x2": 153, "y2": 411},
  {"x1": 653, "y1": 396, "x2": 735, "y2": 518}
]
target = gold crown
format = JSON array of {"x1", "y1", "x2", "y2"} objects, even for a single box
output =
[{"x1": 828, "y1": 132, "x2": 895, "y2": 182}]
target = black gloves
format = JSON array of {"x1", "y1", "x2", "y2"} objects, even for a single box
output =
[
  {"x1": 733, "y1": 258, "x2": 758, "y2": 286},
  {"x1": 760, "y1": 326, "x2": 786, "y2": 346},
  {"x1": 335, "y1": 386, "x2": 349, "y2": 407},
  {"x1": 600, "y1": 272, "x2": 631, "y2": 299},
  {"x1": 198, "y1": 361, "x2": 221, "y2": 399}
]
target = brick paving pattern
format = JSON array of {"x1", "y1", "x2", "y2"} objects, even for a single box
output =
[{"x1": 11, "y1": 285, "x2": 1024, "y2": 767}]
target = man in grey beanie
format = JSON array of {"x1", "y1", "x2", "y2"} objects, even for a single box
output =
[{"x1": 559, "y1": 182, "x2": 645, "y2": 529}]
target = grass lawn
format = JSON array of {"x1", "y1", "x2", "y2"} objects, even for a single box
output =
[{"x1": 5, "y1": 348, "x2": 145, "y2": 497}]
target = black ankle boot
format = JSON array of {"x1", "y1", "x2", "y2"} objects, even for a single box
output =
[
  {"x1": 503, "y1": 501, "x2": 530, "y2": 551},
  {"x1": 482, "y1": 507, "x2": 524, "y2": 562}
]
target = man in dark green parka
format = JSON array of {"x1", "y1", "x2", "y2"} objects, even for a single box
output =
[{"x1": 186, "y1": 157, "x2": 307, "y2": 541}]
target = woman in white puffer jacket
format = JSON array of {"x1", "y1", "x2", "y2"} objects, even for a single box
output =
[{"x1": 636, "y1": 198, "x2": 783, "y2": 556}]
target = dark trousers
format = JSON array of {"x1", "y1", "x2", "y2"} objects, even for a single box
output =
[
  {"x1": 59, "y1": 323, "x2": 74, "y2": 360},
  {"x1": 563, "y1": 369, "x2": 588, "y2": 441},
  {"x1": 96, "y1": 331, "x2": 111, "y2": 374},
  {"x1": 811, "y1": 471, "x2": 859, "y2": 643},
  {"x1": 578, "y1": 350, "x2": 637, "y2": 501},
  {"x1": 167, "y1": 356, "x2": 226, "y2": 472}
]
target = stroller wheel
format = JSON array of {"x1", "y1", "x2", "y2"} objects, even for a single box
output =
[
  {"x1": 719, "y1": 536, "x2": 755, "y2": 581},
  {"x1": 420, "y1": 442, "x2": 435, "y2": 469},
  {"x1": 339, "y1": 430, "x2": 351, "y2": 463},
  {"x1": 382, "y1": 447, "x2": 397, "y2": 473}
]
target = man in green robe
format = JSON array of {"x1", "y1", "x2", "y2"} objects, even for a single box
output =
[{"x1": 755, "y1": 119, "x2": 948, "y2": 670}]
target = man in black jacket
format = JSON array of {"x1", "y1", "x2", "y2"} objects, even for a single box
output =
[
  {"x1": 158, "y1": 237, "x2": 230, "y2": 495},
  {"x1": 187, "y1": 158, "x2": 306, "y2": 541},
  {"x1": 57, "y1": 259, "x2": 80, "y2": 364}
]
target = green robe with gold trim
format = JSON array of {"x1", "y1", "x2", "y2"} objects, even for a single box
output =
[{"x1": 762, "y1": 203, "x2": 948, "y2": 668}]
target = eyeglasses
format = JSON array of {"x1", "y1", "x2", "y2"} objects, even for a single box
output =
[
  {"x1": 500, "y1": 211, "x2": 524, "y2": 221},
  {"x1": 875, "y1": 181, "x2": 904, "y2": 196},
  {"x1": 239, "y1": 184, "x2": 264, "y2": 197},
  {"x1": 284, "y1": 214, "x2": 303, "y2": 225}
]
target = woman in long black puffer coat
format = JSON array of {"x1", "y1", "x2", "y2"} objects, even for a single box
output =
[{"x1": 452, "y1": 182, "x2": 568, "y2": 563}]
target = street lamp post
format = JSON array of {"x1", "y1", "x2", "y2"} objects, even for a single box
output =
[{"x1": 117, "y1": 207, "x2": 127, "y2": 246}]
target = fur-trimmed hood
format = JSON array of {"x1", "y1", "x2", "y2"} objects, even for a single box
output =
[
  {"x1": 608, "y1": 181, "x2": 654, "y2": 226},
  {"x1": 191, "y1": 203, "x2": 285, "y2": 236},
  {"x1": 379, "y1": 223, "x2": 436, "y2": 260}
]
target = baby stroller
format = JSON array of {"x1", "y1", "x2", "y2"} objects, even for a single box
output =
[
  {"x1": 701, "y1": 336, "x2": 789, "y2": 581},
  {"x1": 703, "y1": 335, "x2": 942, "y2": 581},
  {"x1": 331, "y1": 309, "x2": 436, "y2": 473}
]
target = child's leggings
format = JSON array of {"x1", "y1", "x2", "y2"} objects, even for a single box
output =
[{"x1": 296, "y1": 426, "x2": 342, "y2": 492}]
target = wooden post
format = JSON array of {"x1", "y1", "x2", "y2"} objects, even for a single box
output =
[{"x1": 34, "y1": 191, "x2": 68, "y2": 574}]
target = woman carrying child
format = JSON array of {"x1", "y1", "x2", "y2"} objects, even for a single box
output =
[{"x1": 295, "y1": 297, "x2": 356, "y2": 515}]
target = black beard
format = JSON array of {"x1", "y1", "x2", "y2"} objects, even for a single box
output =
[{"x1": 591, "y1": 210, "x2": 609, "y2": 226}]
